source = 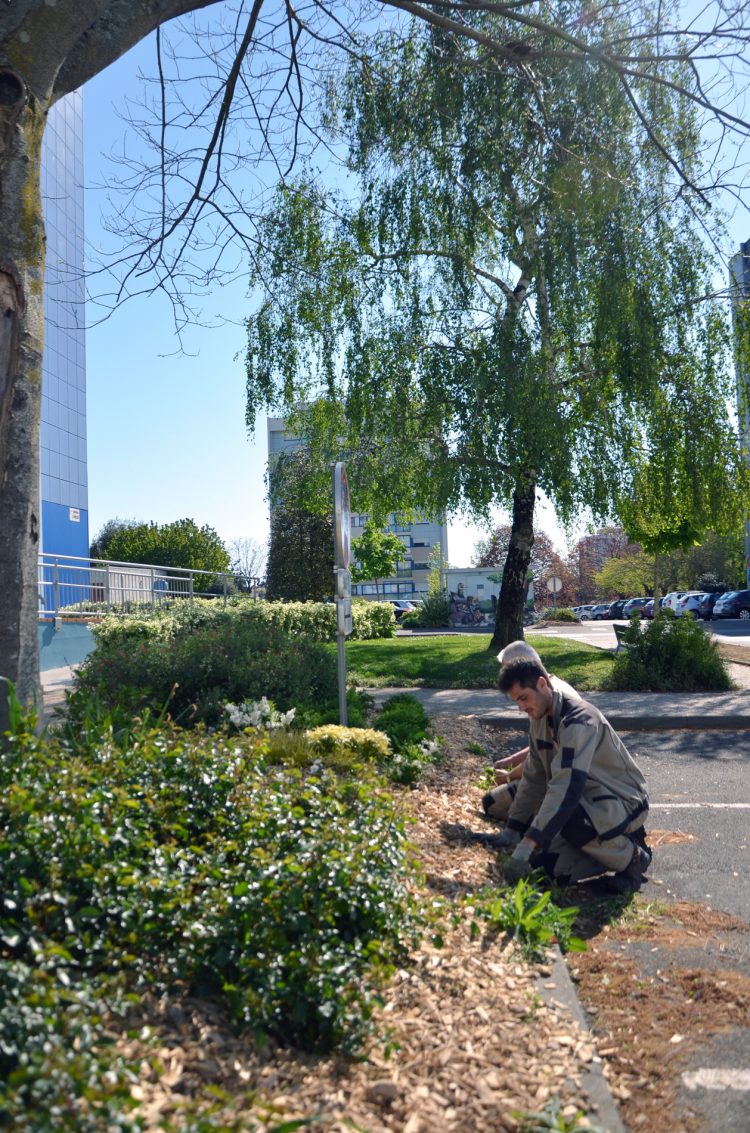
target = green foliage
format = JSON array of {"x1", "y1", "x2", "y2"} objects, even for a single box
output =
[
  {"x1": 70, "y1": 604, "x2": 340, "y2": 727},
  {"x1": 266, "y1": 449, "x2": 335, "y2": 602},
  {"x1": 98, "y1": 517, "x2": 230, "y2": 574},
  {"x1": 305, "y1": 723, "x2": 392, "y2": 761},
  {"x1": 0, "y1": 717, "x2": 422, "y2": 1125},
  {"x1": 539, "y1": 607, "x2": 578, "y2": 622},
  {"x1": 89, "y1": 515, "x2": 140, "y2": 559},
  {"x1": 244, "y1": 7, "x2": 747, "y2": 641},
  {"x1": 593, "y1": 550, "x2": 655, "y2": 598},
  {"x1": 370, "y1": 694, "x2": 441, "y2": 785},
  {"x1": 372, "y1": 692, "x2": 430, "y2": 751},
  {"x1": 472, "y1": 879, "x2": 586, "y2": 962},
  {"x1": 605, "y1": 611, "x2": 732, "y2": 692},
  {"x1": 351, "y1": 522, "x2": 405, "y2": 596},
  {"x1": 515, "y1": 1097, "x2": 608, "y2": 1133},
  {"x1": 426, "y1": 542, "x2": 448, "y2": 597},
  {"x1": 409, "y1": 590, "x2": 451, "y2": 627}
]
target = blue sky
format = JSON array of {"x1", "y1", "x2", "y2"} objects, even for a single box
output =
[
  {"x1": 82, "y1": 13, "x2": 750, "y2": 567},
  {"x1": 83, "y1": 26, "x2": 518, "y2": 566}
]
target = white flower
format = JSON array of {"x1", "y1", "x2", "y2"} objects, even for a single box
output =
[{"x1": 223, "y1": 698, "x2": 296, "y2": 731}]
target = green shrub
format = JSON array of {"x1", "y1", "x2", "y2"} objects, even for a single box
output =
[
  {"x1": 604, "y1": 611, "x2": 732, "y2": 692},
  {"x1": 71, "y1": 609, "x2": 339, "y2": 726},
  {"x1": 399, "y1": 610, "x2": 421, "y2": 628},
  {"x1": 372, "y1": 692, "x2": 431, "y2": 752},
  {"x1": 539, "y1": 607, "x2": 578, "y2": 622},
  {"x1": 0, "y1": 717, "x2": 422, "y2": 1125},
  {"x1": 411, "y1": 591, "x2": 451, "y2": 627}
]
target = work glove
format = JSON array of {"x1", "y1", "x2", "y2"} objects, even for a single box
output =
[
  {"x1": 492, "y1": 826, "x2": 521, "y2": 850},
  {"x1": 503, "y1": 842, "x2": 534, "y2": 885}
]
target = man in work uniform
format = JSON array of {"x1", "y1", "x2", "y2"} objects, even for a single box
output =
[
  {"x1": 494, "y1": 658, "x2": 651, "y2": 893},
  {"x1": 481, "y1": 641, "x2": 580, "y2": 822}
]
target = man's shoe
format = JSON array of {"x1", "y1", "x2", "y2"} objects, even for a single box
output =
[{"x1": 603, "y1": 844, "x2": 650, "y2": 896}]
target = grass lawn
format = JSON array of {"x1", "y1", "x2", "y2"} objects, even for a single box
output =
[{"x1": 340, "y1": 634, "x2": 615, "y2": 690}]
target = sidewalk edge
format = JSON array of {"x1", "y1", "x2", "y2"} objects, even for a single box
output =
[{"x1": 536, "y1": 948, "x2": 626, "y2": 1133}]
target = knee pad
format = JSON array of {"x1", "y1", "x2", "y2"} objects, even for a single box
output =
[{"x1": 482, "y1": 792, "x2": 495, "y2": 815}]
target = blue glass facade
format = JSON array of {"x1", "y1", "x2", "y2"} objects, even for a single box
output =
[{"x1": 40, "y1": 91, "x2": 89, "y2": 559}]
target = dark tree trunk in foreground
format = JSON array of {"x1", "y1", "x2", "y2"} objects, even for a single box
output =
[
  {"x1": 0, "y1": 0, "x2": 221, "y2": 736},
  {"x1": 490, "y1": 473, "x2": 536, "y2": 653}
]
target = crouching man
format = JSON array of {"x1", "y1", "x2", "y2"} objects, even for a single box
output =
[{"x1": 495, "y1": 659, "x2": 651, "y2": 894}]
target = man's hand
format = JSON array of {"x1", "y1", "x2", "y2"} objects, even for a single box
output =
[
  {"x1": 492, "y1": 827, "x2": 521, "y2": 850},
  {"x1": 503, "y1": 841, "x2": 534, "y2": 885}
]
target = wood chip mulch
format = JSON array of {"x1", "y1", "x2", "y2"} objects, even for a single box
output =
[{"x1": 119, "y1": 714, "x2": 605, "y2": 1132}]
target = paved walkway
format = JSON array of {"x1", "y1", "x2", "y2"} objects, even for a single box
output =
[{"x1": 370, "y1": 684, "x2": 750, "y2": 730}]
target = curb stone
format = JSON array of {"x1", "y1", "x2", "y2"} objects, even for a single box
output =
[{"x1": 536, "y1": 949, "x2": 626, "y2": 1133}]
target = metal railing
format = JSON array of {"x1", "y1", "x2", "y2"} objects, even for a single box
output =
[{"x1": 38, "y1": 553, "x2": 262, "y2": 618}]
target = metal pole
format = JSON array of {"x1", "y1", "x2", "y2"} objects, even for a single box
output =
[
  {"x1": 337, "y1": 632, "x2": 348, "y2": 726},
  {"x1": 53, "y1": 559, "x2": 59, "y2": 615}
]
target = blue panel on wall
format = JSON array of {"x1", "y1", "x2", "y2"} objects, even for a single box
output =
[{"x1": 41, "y1": 500, "x2": 89, "y2": 559}]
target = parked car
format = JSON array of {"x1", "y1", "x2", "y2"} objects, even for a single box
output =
[
  {"x1": 675, "y1": 591, "x2": 706, "y2": 618},
  {"x1": 576, "y1": 604, "x2": 597, "y2": 620},
  {"x1": 589, "y1": 603, "x2": 611, "y2": 620},
  {"x1": 606, "y1": 599, "x2": 627, "y2": 619},
  {"x1": 622, "y1": 596, "x2": 651, "y2": 618},
  {"x1": 713, "y1": 590, "x2": 750, "y2": 619},
  {"x1": 698, "y1": 591, "x2": 722, "y2": 620},
  {"x1": 390, "y1": 599, "x2": 417, "y2": 620},
  {"x1": 641, "y1": 599, "x2": 655, "y2": 619},
  {"x1": 661, "y1": 591, "x2": 686, "y2": 613}
]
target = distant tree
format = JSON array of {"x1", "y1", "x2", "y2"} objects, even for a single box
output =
[
  {"x1": 103, "y1": 518, "x2": 230, "y2": 574},
  {"x1": 229, "y1": 537, "x2": 268, "y2": 589},
  {"x1": 265, "y1": 450, "x2": 334, "y2": 602},
  {"x1": 695, "y1": 572, "x2": 725, "y2": 594},
  {"x1": 351, "y1": 523, "x2": 405, "y2": 600},
  {"x1": 89, "y1": 517, "x2": 140, "y2": 560},
  {"x1": 426, "y1": 541, "x2": 449, "y2": 596},
  {"x1": 593, "y1": 552, "x2": 655, "y2": 599},
  {"x1": 473, "y1": 527, "x2": 559, "y2": 587}
]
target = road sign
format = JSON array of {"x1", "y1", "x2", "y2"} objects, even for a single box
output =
[{"x1": 546, "y1": 576, "x2": 563, "y2": 593}]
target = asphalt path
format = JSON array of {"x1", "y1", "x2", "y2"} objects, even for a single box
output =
[
  {"x1": 616, "y1": 729, "x2": 750, "y2": 1132},
  {"x1": 622, "y1": 729, "x2": 750, "y2": 921}
]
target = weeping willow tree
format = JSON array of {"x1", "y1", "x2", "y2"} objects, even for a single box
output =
[{"x1": 244, "y1": 4, "x2": 750, "y2": 647}]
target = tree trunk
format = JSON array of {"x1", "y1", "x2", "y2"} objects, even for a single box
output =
[
  {"x1": 490, "y1": 473, "x2": 536, "y2": 652},
  {"x1": 0, "y1": 80, "x2": 46, "y2": 734}
]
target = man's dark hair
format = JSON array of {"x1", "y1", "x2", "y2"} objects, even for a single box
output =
[{"x1": 498, "y1": 659, "x2": 548, "y2": 694}]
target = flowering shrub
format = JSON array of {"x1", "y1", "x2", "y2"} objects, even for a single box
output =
[
  {"x1": 389, "y1": 737, "x2": 443, "y2": 786},
  {"x1": 224, "y1": 696, "x2": 296, "y2": 730},
  {"x1": 304, "y1": 724, "x2": 392, "y2": 761}
]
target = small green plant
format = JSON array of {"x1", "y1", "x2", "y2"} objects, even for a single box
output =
[
  {"x1": 514, "y1": 1096, "x2": 609, "y2": 1133},
  {"x1": 474, "y1": 878, "x2": 586, "y2": 961},
  {"x1": 388, "y1": 737, "x2": 442, "y2": 785},
  {"x1": 466, "y1": 741, "x2": 487, "y2": 757},
  {"x1": 476, "y1": 766, "x2": 497, "y2": 791}
]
